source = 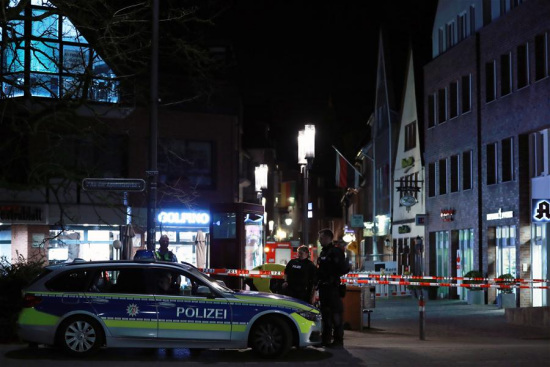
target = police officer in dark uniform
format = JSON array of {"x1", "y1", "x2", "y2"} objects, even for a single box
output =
[
  {"x1": 317, "y1": 228, "x2": 347, "y2": 348},
  {"x1": 282, "y1": 245, "x2": 317, "y2": 303}
]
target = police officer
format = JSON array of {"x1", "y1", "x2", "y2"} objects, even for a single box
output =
[
  {"x1": 155, "y1": 235, "x2": 178, "y2": 262},
  {"x1": 282, "y1": 245, "x2": 317, "y2": 303},
  {"x1": 317, "y1": 228, "x2": 347, "y2": 348}
]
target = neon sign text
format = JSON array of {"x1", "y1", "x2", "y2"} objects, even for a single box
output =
[{"x1": 157, "y1": 211, "x2": 210, "y2": 225}]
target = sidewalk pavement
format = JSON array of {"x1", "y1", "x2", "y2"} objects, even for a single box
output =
[{"x1": 339, "y1": 296, "x2": 550, "y2": 367}]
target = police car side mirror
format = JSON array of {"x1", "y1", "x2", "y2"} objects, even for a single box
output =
[{"x1": 196, "y1": 285, "x2": 214, "y2": 298}]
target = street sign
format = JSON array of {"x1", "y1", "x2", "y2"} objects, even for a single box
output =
[{"x1": 82, "y1": 178, "x2": 146, "y2": 192}]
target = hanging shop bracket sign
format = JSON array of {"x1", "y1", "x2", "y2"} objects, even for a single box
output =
[{"x1": 82, "y1": 178, "x2": 146, "y2": 192}]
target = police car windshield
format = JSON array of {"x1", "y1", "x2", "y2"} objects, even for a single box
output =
[{"x1": 187, "y1": 267, "x2": 234, "y2": 293}]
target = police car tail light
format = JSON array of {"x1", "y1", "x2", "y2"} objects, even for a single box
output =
[{"x1": 22, "y1": 294, "x2": 42, "y2": 308}]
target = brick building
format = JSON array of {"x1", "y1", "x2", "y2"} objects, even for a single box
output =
[{"x1": 424, "y1": 0, "x2": 549, "y2": 307}]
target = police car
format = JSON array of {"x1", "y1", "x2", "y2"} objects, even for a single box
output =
[{"x1": 17, "y1": 260, "x2": 322, "y2": 358}]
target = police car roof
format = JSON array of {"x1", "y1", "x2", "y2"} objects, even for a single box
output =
[{"x1": 47, "y1": 260, "x2": 196, "y2": 270}]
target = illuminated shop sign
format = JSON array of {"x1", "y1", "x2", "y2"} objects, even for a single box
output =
[
  {"x1": 486, "y1": 208, "x2": 513, "y2": 221},
  {"x1": 532, "y1": 199, "x2": 550, "y2": 222},
  {"x1": 157, "y1": 211, "x2": 210, "y2": 225}
]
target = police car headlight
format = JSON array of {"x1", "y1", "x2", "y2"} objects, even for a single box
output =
[{"x1": 297, "y1": 310, "x2": 321, "y2": 322}]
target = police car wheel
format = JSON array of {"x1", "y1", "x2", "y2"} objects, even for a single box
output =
[
  {"x1": 57, "y1": 316, "x2": 103, "y2": 356},
  {"x1": 250, "y1": 316, "x2": 291, "y2": 358}
]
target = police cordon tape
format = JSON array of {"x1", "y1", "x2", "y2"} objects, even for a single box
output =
[{"x1": 197, "y1": 268, "x2": 550, "y2": 289}]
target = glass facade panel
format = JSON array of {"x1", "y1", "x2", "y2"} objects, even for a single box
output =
[
  {"x1": 63, "y1": 45, "x2": 90, "y2": 73},
  {"x1": 2, "y1": 73, "x2": 24, "y2": 97},
  {"x1": 3, "y1": 42, "x2": 25, "y2": 73},
  {"x1": 30, "y1": 40, "x2": 59, "y2": 72},
  {"x1": 1, "y1": 2, "x2": 118, "y2": 102},
  {"x1": 32, "y1": 9, "x2": 58, "y2": 39},
  {"x1": 62, "y1": 16, "x2": 85, "y2": 43},
  {"x1": 30, "y1": 72, "x2": 59, "y2": 97}
]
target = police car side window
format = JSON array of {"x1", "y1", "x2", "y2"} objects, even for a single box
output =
[
  {"x1": 109, "y1": 268, "x2": 147, "y2": 294},
  {"x1": 46, "y1": 269, "x2": 91, "y2": 292}
]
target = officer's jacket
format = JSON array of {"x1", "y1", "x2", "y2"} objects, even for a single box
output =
[
  {"x1": 285, "y1": 258, "x2": 317, "y2": 290},
  {"x1": 317, "y1": 243, "x2": 347, "y2": 286}
]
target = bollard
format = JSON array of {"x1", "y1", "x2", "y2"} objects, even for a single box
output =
[{"x1": 418, "y1": 293, "x2": 425, "y2": 340}]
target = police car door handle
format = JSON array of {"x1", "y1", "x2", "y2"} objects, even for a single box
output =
[
  {"x1": 90, "y1": 298, "x2": 109, "y2": 304},
  {"x1": 157, "y1": 302, "x2": 176, "y2": 308}
]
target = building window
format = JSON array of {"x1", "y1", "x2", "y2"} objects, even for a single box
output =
[
  {"x1": 158, "y1": 139, "x2": 215, "y2": 189},
  {"x1": 457, "y1": 13, "x2": 467, "y2": 42},
  {"x1": 438, "y1": 27, "x2": 444, "y2": 54},
  {"x1": 485, "y1": 61, "x2": 496, "y2": 102},
  {"x1": 469, "y1": 6, "x2": 476, "y2": 35},
  {"x1": 517, "y1": 43, "x2": 529, "y2": 89},
  {"x1": 500, "y1": 53, "x2": 512, "y2": 96},
  {"x1": 438, "y1": 88, "x2": 447, "y2": 124},
  {"x1": 404, "y1": 121, "x2": 416, "y2": 151},
  {"x1": 428, "y1": 93, "x2": 436, "y2": 128},
  {"x1": 502, "y1": 137, "x2": 514, "y2": 182},
  {"x1": 535, "y1": 33, "x2": 548, "y2": 81},
  {"x1": 428, "y1": 162, "x2": 436, "y2": 197},
  {"x1": 530, "y1": 130, "x2": 548, "y2": 178},
  {"x1": 462, "y1": 150, "x2": 472, "y2": 190},
  {"x1": 487, "y1": 142, "x2": 498, "y2": 185},
  {"x1": 500, "y1": 0, "x2": 507, "y2": 16},
  {"x1": 461, "y1": 74, "x2": 471, "y2": 113},
  {"x1": 439, "y1": 158, "x2": 447, "y2": 195},
  {"x1": 450, "y1": 155, "x2": 459, "y2": 193},
  {"x1": 446, "y1": 21, "x2": 455, "y2": 49},
  {"x1": 449, "y1": 81, "x2": 458, "y2": 118}
]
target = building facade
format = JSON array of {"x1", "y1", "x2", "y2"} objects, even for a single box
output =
[{"x1": 424, "y1": 0, "x2": 549, "y2": 306}]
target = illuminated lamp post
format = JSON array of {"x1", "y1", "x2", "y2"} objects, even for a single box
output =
[{"x1": 298, "y1": 124, "x2": 315, "y2": 247}]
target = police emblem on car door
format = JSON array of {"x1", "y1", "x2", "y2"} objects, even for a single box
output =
[
  {"x1": 152, "y1": 268, "x2": 232, "y2": 341},
  {"x1": 86, "y1": 268, "x2": 158, "y2": 338}
]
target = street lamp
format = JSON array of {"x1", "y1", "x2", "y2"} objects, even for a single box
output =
[
  {"x1": 298, "y1": 124, "x2": 315, "y2": 246},
  {"x1": 255, "y1": 164, "x2": 268, "y2": 202}
]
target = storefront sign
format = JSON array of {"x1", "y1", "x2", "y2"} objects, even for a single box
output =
[
  {"x1": 486, "y1": 208, "x2": 513, "y2": 221},
  {"x1": 157, "y1": 211, "x2": 210, "y2": 225},
  {"x1": 0, "y1": 205, "x2": 46, "y2": 224},
  {"x1": 532, "y1": 199, "x2": 550, "y2": 222}
]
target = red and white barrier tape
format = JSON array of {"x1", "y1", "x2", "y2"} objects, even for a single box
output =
[{"x1": 198, "y1": 268, "x2": 549, "y2": 285}]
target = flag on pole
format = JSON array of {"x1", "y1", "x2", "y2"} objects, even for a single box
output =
[
  {"x1": 335, "y1": 149, "x2": 360, "y2": 189},
  {"x1": 279, "y1": 181, "x2": 296, "y2": 207}
]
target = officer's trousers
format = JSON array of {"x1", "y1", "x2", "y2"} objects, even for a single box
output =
[{"x1": 319, "y1": 284, "x2": 344, "y2": 344}]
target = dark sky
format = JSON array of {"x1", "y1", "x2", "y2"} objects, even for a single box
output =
[{"x1": 220, "y1": 1, "x2": 438, "y2": 169}]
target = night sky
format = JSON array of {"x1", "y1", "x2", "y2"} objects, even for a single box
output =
[{"x1": 220, "y1": 0, "x2": 438, "y2": 172}]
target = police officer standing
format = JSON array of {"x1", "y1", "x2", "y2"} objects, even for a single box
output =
[
  {"x1": 317, "y1": 228, "x2": 347, "y2": 348},
  {"x1": 282, "y1": 245, "x2": 317, "y2": 303},
  {"x1": 155, "y1": 235, "x2": 178, "y2": 262}
]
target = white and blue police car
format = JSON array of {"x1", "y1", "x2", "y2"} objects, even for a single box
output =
[{"x1": 17, "y1": 260, "x2": 322, "y2": 358}]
